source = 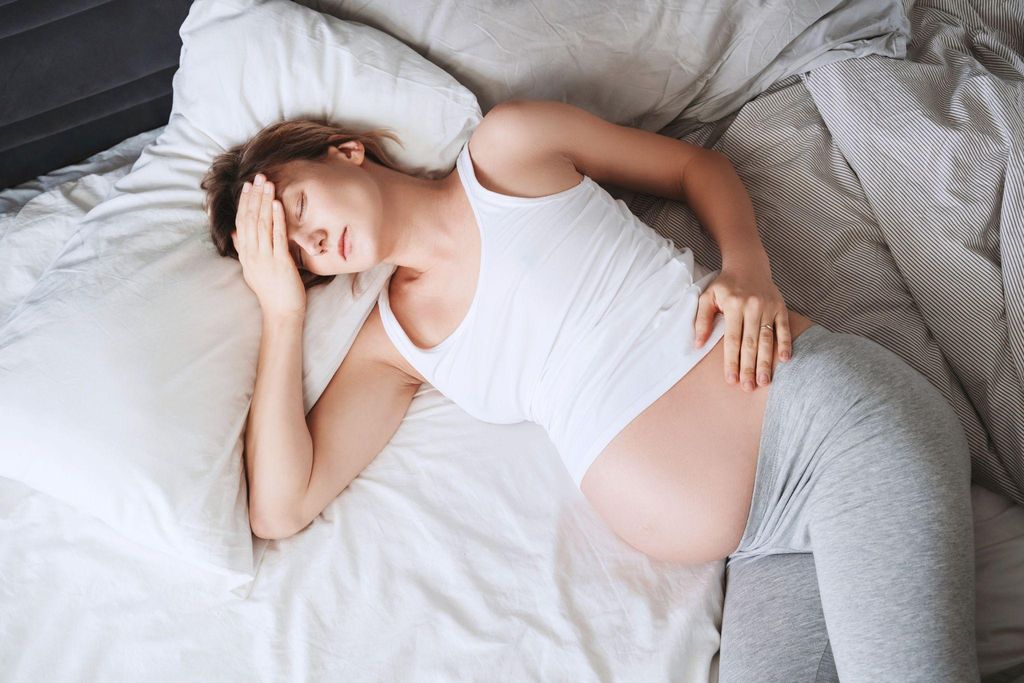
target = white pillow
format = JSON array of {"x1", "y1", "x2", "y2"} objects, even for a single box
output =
[
  {"x1": 0, "y1": 0, "x2": 481, "y2": 593},
  {"x1": 173, "y1": 0, "x2": 480, "y2": 180}
]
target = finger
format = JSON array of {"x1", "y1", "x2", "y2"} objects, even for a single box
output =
[
  {"x1": 257, "y1": 178, "x2": 274, "y2": 253},
  {"x1": 236, "y1": 182, "x2": 252, "y2": 252},
  {"x1": 250, "y1": 173, "x2": 266, "y2": 252},
  {"x1": 272, "y1": 199, "x2": 287, "y2": 259},
  {"x1": 739, "y1": 303, "x2": 761, "y2": 391},
  {"x1": 756, "y1": 316, "x2": 775, "y2": 387},
  {"x1": 693, "y1": 292, "x2": 716, "y2": 348},
  {"x1": 723, "y1": 300, "x2": 743, "y2": 386},
  {"x1": 772, "y1": 326, "x2": 782, "y2": 376},
  {"x1": 776, "y1": 309, "x2": 793, "y2": 361},
  {"x1": 245, "y1": 175, "x2": 261, "y2": 247}
]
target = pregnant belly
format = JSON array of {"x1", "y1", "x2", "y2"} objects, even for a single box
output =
[{"x1": 579, "y1": 311, "x2": 817, "y2": 565}]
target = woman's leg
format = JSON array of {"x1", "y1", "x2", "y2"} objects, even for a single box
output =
[
  {"x1": 800, "y1": 332, "x2": 978, "y2": 681},
  {"x1": 728, "y1": 325, "x2": 979, "y2": 681},
  {"x1": 720, "y1": 551, "x2": 838, "y2": 682}
]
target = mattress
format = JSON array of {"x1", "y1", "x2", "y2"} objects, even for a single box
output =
[{"x1": 1, "y1": 0, "x2": 1022, "y2": 680}]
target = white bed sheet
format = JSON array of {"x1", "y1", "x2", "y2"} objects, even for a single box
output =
[
  {"x1": 2, "y1": 120, "x2": 1022, "y2": 681},
  {"x1": 0, "y1": 392, "x2": 723, "y2": 681}
]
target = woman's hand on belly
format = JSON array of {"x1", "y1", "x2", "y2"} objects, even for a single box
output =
[
  {"x1": 692, "y1": 265, "x2": 795, "y2": 392},
  {"x1": 578, "y1": 311, "x2": 817, "y2": 565}
]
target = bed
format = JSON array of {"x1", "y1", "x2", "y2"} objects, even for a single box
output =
[{"x1": 1, "y1": 0, "x2": 1022, "y2": 681}]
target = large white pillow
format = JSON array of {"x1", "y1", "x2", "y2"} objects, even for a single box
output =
[
  {"x1": 0, "y1": 0, "x2": 481, "y2": 593},
  {"x1": 173, "y1": 0, "x2": 479, "y2": 179}
]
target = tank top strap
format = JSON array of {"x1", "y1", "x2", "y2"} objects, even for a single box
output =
[
  {"x1": 455, "y1": 141, "x2": 498, "y2": 207},
  {"x1": 454, "y1": 140, "x2": 594, "y2": 209}
]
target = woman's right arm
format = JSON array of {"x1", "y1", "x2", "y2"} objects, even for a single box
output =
[
  {"x1": 246, "y1": 305, "x2": 422, "y2": 540},
  {"x1": 231, "y1": 173, "x2": 313, "y2": 537},
  {"x1": 234, "y1": 173, "x2": 420, "y2": 540},
  {"x1": 244, "y1": 311, "x2": 312, "y2": 537}
]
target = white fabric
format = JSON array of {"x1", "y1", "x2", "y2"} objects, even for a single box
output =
[
  {"x1": 379, "y1": 141, "x2": 726, "y2": 488},
  {"x1": 173, "y1": 0, "x2": 480, "y2": 180},
  {"x1": 0, "y1": 127, "x2": 162, "y2": 218},
  {"x1": 0, "y1": 325, "x2": 726, "y2": 681},
  {"x1": 0, "y1": 0, "x2": 480, "y2": 590}
]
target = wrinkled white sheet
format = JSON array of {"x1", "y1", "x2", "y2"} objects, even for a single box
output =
[{"x1": 0, "y1": 388, "x2": 723, "y2": 682}]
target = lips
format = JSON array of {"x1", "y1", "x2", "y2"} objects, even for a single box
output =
[{"x1": 339, "y1": 226, "x2": 348, "y2": 260}]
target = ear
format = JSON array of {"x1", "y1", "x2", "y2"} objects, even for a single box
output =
[{"x1": 332, "y1": 139, "x2": 364, "y2": 162}]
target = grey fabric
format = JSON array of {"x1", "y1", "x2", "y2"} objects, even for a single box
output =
[
  {"x1": 631, "y1": 0, "x2": 1024, "y2": 506},
  {"x1": 298, "y1": 0, "x2": 909, "y2": 132},
  {"x1": 720, "y1": 324, "x2": 978, "y2": 681},
  {"x1": 983, "y1": 661, "x2": 1024, "y2": 683},
  {"x1": 802, "y1": 0, "x2": 1024, "y2": 508},
  {"x1": 721, "y1": 553, "x2": 838, "y2": 683}
]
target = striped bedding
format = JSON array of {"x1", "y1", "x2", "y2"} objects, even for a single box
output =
[{"x1": 631, "y1": 0, "x2": 1024, "y2": 506}]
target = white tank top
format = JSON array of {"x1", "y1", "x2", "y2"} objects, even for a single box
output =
[{"x1": 378, "y1": 141, "x2": 727, "y2": 488}]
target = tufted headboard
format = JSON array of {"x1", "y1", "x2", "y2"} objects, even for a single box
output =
[{"x1": 0, "y1": 0, "x2": 194, "y2": 190}]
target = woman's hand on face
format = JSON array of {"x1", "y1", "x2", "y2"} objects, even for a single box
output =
[
  {"x1": 692, "y1": 265, "x2": 793, "y2": 391},
  {"x1": 231, "y1": 173, "x2": 307, "y2": 321}
]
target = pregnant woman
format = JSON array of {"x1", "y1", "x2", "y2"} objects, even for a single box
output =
[{"x1": 202, "y1": 100, "x2": 978, "y2": 681}]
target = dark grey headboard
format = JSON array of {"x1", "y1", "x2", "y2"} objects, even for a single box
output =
[{"x1": 0, "y1": 0, "x2": 194, "y2": 190}]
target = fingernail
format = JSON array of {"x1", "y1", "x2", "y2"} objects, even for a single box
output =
[
  {"x1": 254, "y1": 174, "x2": 264, "y2": 184},
  {"x1": 782, "y1": 351, "x2": 791, "y2": 360},
  {"x1": 744, "y1": 380, "x2": 754, "y2": 390},
  {"x1": 728, "y1": 372, "x2": 738, "y2": 383},
  {"x1": 757, "y1": 373, "x2": 767, "y2": 384},
  {"x1": 263, "y1": 183, "x2": 272, "y2": 194},
  {"x1": 242, "y1": 182, "x2": 251, "y2": 193}
]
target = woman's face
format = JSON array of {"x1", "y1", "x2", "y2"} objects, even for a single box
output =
[{"x1": 273, "y1": 142, "x2": 384, "y2": 275}]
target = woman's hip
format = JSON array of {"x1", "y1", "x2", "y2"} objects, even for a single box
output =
[{"x1": 731, "y1": 323, "x2": 972, "y2": 559}]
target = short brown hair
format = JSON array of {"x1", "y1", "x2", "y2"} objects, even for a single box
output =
[{"x1": 201, "y1": 117, "x2": 403, "y2": 293}]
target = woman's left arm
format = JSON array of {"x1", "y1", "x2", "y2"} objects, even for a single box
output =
[
  {"x1": 479, "y1": 99, "x2": 792, "y2": 391},
  {"x1": 677, "y1": 150, "x2": 793, "y2": 392}
]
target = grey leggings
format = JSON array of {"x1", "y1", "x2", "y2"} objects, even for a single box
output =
[{"x1": 720, "y1": 324, "x2": 979, "y2": 682}]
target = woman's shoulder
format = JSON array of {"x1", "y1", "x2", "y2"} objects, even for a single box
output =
[{"x1": 468, "y1": 110, "x2": 585, "y2": 200}]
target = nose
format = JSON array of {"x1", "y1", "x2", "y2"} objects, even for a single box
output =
[{"x1": 302, "y1": 232, "x2": 327, "y2": 256}]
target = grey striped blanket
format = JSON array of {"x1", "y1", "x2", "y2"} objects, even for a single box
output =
[{"x1": 631, "y1": 0, "x2": 1024, "y2": 506}]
